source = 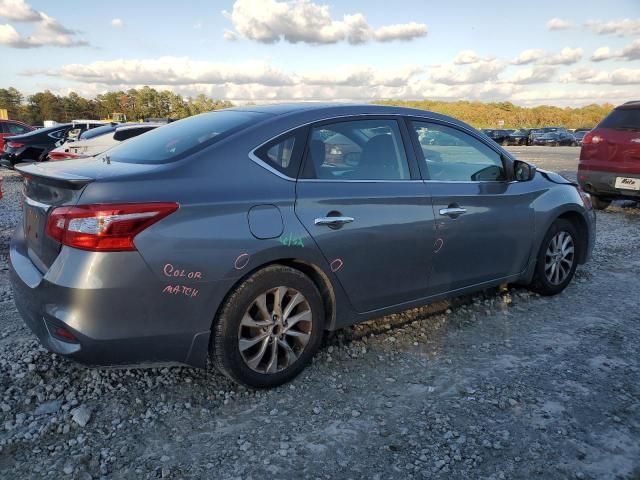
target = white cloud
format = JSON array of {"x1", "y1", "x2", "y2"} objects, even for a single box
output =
[
  {"x1": 511, "y1": 49, "x2": 545, "y2": 65},
  {"x1": 223, "y1": 0, "x2": 427, "y2": 44},
  {"x1": 584, "y1": 18, "x2": 640, "y2": 37},
  {"x1": 0, "y1": 0, "x2": 87, "y2": 47},
  {"x1": 540, "y1": 47, "x2": 582, "y2": 65},
  {"x1": 111, "y1": 18, "x2": 124, "y2": 28},
  {"x1": 560, "y1": 66, "x2": 640, "y2": 85},
  {"x1": 511, "y1": 47, "x2": 581, "y2": 66},
  {"x1": 511, "y1": 87, "x2": 634, "y2": 106},
  {"x1": 0, "y1": 0, "x2": 40, "y2": 22},
  {"x1": 429, "y1": 60, "x2": 504, "y2": 85},
  {"x1": 453, "y1": 50, "x2": 481, "y2": 65},
  {"x1": 546, "y1": 18, "x2": 572, "y2": 30},
  {"x1": 591, "y1": 46, "x2": 613, "y2": 62},
  {"x1": 508, "y1": 65, "x2": 557, "y2": 84},
  {"x1": 590, "y1": 39, "x2": 640, "y2": 62}
]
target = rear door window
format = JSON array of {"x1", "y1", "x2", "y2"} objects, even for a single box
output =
[
  {"x1": 300, "y1": 119, "x2": 410, "y2": 180},
  {"x1": 599, "y1": 108, "x2": 640, "y2": 131}
]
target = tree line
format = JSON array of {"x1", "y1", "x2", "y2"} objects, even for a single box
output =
[
  {"x1": 375, "y1": 100, "x2": 614, "y2": 129},
  {"x1": 0, "y1": 87, "x2": 233, "y2": 125},
  {"x1": 0, "y1": 86, "x2": 614, "y2": 129}
]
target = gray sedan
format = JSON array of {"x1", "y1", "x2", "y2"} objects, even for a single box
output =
[{"x1": 9, "y1": 104, "x2": 595, "y2": 388}]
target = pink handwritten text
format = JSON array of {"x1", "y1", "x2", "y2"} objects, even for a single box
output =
[
  {"x1": 163, "y1": 263, "x2": 203, "y2": 280},
  {"x1": 162, "y1": 285, "x2": 199, "y2": 298}
]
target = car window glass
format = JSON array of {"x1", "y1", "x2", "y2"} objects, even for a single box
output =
[
  {"x1": 301, "y1": 119, "x2": 410, "y2": 180},
  {"x1": 599, "y1": 108, "x2": 640, "y2": 130},
  {"x1": 412, "y1": 121, "x2": 506, "y2": 182},
  {"x1": 109, "y1": 111, "x2": 268, "y2": 164},
  {"x1": 6, "y1": 123, "x2": 29, "y2": 134}
]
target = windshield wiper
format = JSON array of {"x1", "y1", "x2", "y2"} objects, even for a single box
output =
[{"x1": 614, "y1": 125, "x2": 640, "y2": 131}]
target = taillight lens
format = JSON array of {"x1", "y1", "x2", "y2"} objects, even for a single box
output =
[
  {"x1": 582, "y1": 132, "x2": 603, "y2": 145},
  {"x1": 46, "y1": 203, "x2": 178, "y2": 251},
  {"x1": 7, "y1": 142, "x2": 24, "y2": 149}
]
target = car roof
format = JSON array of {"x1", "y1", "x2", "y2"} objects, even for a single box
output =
[
  {"x1": 116, "y1": 123, "x2": 160, "y2": 131},
  {"x1": 225, "y1": 102, "x2": 475, "y2": 131},
  {"x1": 618, "y1": 100, "x2": 640, "y2": 110}
]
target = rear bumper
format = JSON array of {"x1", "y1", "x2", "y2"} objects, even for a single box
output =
[
  {"x1": 9, "y1": 223, "x2": 212, "y2": 368},
  {"x1": 578, "y1": 169, "x2": 640, "y2": 199}
]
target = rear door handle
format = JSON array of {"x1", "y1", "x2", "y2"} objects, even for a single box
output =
[
  {"x1": 314, "y1": 216, "x2": 355, "y2": 227},
  {"x1": 439, "y1": 207, "x2": 467, "y2": 217}
]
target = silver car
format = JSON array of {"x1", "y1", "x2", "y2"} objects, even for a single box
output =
[{"x1": 9, "y1": 104, "x2": 596, "y2": 388}]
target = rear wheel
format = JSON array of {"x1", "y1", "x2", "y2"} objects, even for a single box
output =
[
  {"x1": 591, "y1": 196, "x2": 611, "y2": 210},
  {"x1": 211, "y1": 265, "x2": 325, "y2": 388},
  {"x1": 530, "y1": 219, "x2": 579, "y2": 296}
]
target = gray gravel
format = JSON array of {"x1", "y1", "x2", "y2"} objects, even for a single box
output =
[{"x1": 1, "y1": 149, "x2": 639, "y2": 479}]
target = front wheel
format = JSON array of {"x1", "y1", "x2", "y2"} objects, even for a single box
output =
[
  {"x1": 529, "y1": 219, "x2": 579, "y2": 296},
  {"x1": 211, "y1": 265, "x2": 325, "y2": 388}
]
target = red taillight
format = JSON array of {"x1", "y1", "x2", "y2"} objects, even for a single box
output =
[
  {"x1": 7, "y1": 141, "x2": 24, "y2": 149},
  {"x1": 52, "y1": 327, "x2": 77, "y2": 342},
  {"x1": 582, "y1": 132, "x2": 603, "y2": 145},
  {"x1": 49, "y1": 152, "x2": 80, "y2": 161},
  {"x1": 45, "y1": 203, "x2": 179, "y2": 251}
]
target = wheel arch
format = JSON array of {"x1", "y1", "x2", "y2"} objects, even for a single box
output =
[
  {"x1": 210, "y1": 257, "x2": 337, "y2": 336},
  {"x1": 556, "y1": 210, "x2": 589, "y2": 264}
]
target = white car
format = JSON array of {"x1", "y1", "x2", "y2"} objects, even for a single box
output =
[{"x1": 48, "y1": 123, "x2": 160, "y2": 161}]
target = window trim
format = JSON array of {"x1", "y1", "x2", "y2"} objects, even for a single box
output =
[
  {"x1": 404, "y1": 117, "x2": 515, "y2": 183},
  {"x1": 250, "y1": 126, "x2": 309, "y2": 180}
]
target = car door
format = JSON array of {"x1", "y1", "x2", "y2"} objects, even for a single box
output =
[
  {"x1": 294, "y1": 117, "x2": 437, "y2": 313},
  {"x1": 407, "y1": 119, "x2": 536, "y2": 295}
]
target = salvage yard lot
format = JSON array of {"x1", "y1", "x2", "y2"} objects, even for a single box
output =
[{"x1": 0, "y1": 147, "x2": 639, "y2": 479}]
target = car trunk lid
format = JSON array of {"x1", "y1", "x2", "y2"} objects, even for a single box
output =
[{"x1": 15, "y1": 158, "x2": 164, "y2": 272}]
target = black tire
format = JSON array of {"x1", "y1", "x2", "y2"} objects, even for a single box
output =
[
  {"x1": 529, "y1": 219, "x2": 579, "y2": 296},
  {"x1": 211, "y1": 265, "x2": 325, "y2": 388},
  {"x1": 591, "y1": 196, "x2": 611, "y2": 210}
]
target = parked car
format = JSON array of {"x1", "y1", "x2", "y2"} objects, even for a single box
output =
[
  {"x1": 0, "y1": 121, "x2": 107, "y2": 168},
  {"x1": 578, "y1": 100, "x2": 640, "y2": 209},
  {"x1": 532, "y1": 131, "x2": 576, "y2": 146},
  {"x1": 507, "y1": 128, "x2": 532, "y2": 146},
  {"x1": 0, "y1": 123, "x2": 72, "y2": 168},
  {"x1": 48, "y1": 123, "x2": 161, "y2": 161},
  {"x1": 9, "y1": 104, "x2": 595, "y2": 388},
  {"x1": 530, "y1": 127, "x2": 568, "y2": 142},
  {"x1": 480, "y1": 128, "x2": 511, "y2": 145},
  {"x1": 0, "y1": 120, "x2": 34, "y2": 153},
  {"x1": 572, "y1": 130, "x2": 588, "y2": 146}
]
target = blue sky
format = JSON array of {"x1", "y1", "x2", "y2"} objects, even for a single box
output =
[{"x1": 0, "y1": 0, "x2": 639, "y2": 106}]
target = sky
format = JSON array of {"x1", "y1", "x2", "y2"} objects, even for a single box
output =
[{"x1": 0, "y1": 0, "x2": 639, "y2": 107}]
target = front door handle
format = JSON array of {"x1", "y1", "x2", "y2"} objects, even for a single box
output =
[
  {"x1": 439, "y1": 207, "x2": 467, "y2": 217},
  {"x1": 314, "y1": 216, "x2": 355, "y2": 228}
]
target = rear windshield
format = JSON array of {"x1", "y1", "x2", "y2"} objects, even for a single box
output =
[
  {"x1": 599, "y1": 108, "x2": 640, "y2": 131},
  {"x1": 107, "y1": 110, "x2": 268, "y2": 164}
]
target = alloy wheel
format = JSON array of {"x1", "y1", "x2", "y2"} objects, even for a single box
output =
[
  {"x1": 544, "y1": 231, "x2": 575, "y2": 285},
  {"x1": 238, "y1": 287, "x2": 312, "y2": 374}
]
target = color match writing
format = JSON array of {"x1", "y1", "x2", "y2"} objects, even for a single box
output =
[
  {"x1": 163, "y1": 263, "x2": 203, "y2": 280},
  {"x1": 162, "y1": 285, "x2": 198, "y2": 298}
]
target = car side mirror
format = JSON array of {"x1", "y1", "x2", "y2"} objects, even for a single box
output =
[{"x1": 514, "y1": 160, "x2": 537, "y2": 181}]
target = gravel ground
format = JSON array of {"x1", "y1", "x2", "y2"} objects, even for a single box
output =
[{"x1": 1, "y1": 148, "x2": 639, "y2": 479}]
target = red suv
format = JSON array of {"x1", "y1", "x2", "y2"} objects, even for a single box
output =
[
  {"x1": 0, "y1": 120, "x2": 34, "y2": 153},
  {"x1": 578, "y1": 101, "x2": 640, "y2": 209}
]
